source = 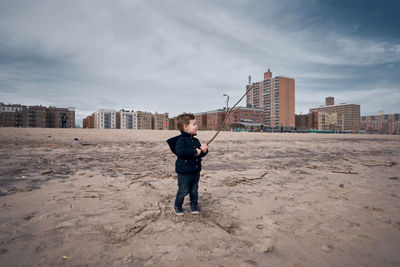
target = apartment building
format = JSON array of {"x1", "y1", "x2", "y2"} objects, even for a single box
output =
[
  {"x1": 94, "y1": 109, "x2": 116, "y2": 129},
  {"x1": 194, "y1": 106, "x2": 264, "y2": 131},
  {"x1": 83, "y1": 113, "x2": 95, "y2": 128},
  {"x1": 152, "y1": 113, "x2": 168, "y2": 130},
  {"x1": 136, "y1": 111, "x2": 152, "y2": 129},
  {"x1": 168, "y1": 118, "x2": 177, "y2": 130},
  {"x1": 119, "y1": 110, "x2": 137, "y2": 129},
  {"x1": 317, "y1": 112, "x2": 344, "y2": 131},
  {"x1": 295, "y1": 112, "x2": 318, "y2": 130},
  {"x1": 84, "y1": 110, "x2": 169, "y2": 130},
  {"x1": 0, "y1": 103, "x2": 25, "y2": 127},
  {"x1": 246, "y1": 69, "x2": 295, "y2": 129},
  {"x1": 225, "y1": 107, "x2": 264, "y2": 126},
  {"x1": 310, "y1": 97, "x2": 360, "y2": 131},
  {"x1": 195, "y1": 112, "x2": 208, "y2": 130},
  {"x1": 0, "y1": 102, "x2": 75, "y2": 128},
  {"x1": 205, "y1": 109, "x2": 225, "y2": 130},
  {"x1": 26, "y1": 106, "x2": 48, "y2": 128},
  {"x1": 47, "y1": 107, "x2": 75, "y2": 128},
  {"x1": 361, "y1": 112, "x2": 400, "y2": 134}
]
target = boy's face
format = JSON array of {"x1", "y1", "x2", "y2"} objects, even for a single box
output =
[{"x1": 183, "y1": 119, "x2": 198, "y2": 135}]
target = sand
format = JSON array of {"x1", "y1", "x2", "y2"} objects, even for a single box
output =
[{"x1": 0, "y1": 128, "x2": 399, "y2": 266}]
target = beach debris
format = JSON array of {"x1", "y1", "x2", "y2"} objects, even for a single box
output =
[
  {"x1": 79, "y1": 141, "x2": 94, "y2": 146},
  {"x1": 62, "y1": 256, "x2": 69, "y2": 260},
  {"x1": 321, "y1": 244, "x2": 334, "y2": 252},
  {"x1": 253, "y1": 239, "x2": 275, "y2": 253},
  {"x1": 83, "y1": 194, "x2": 102, "y2": 199},
  {"x1": 41, "y1": 170, "x2": 53, "y2": 175},
  {"x1": 389, "y1": 176, "x2": 399, "y2": 180},
  {"x1": 128, "y1": 174, "x2": 149, "y2": 186},
  {"x1": 74, "y1": 138, "x2": 79, "y2": 141},
  {"x1": 141, "y1": 181, "x2": 156, "y2": 189},
  {"x1": 339, "y1": 184, "x2": 344, "y2": 188},
  {"x1": 361, "y1": 160, "x2": 395, "y2": 167},
  {"x1": 331, "y1": 170, "x2": 358, "y2": 174},
  {"x1": 24, "y1": 213, "x2": 35, "y2": 221},
  {"x1": 253, "y1": 171, "x2": 269, "y2": 180},
  {"x1": 363, "y1": 206, "x2": 384, "y2": 213},
  {"x1": 223, "y1": 177, "x2": 248, "y2": 186},
  {"x1": 35, "y1": 241, "x2": 47, "y2": 253}
]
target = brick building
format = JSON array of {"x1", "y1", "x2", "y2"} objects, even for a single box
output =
[
  {"x1": 0, "y1": 103, "x2": 25, "y2": 127},
  {"x1": 168, "y1": 118, "x2": 177, "y2": 130},
  {"x1": 47, "y1": 107, "x2": 75, "y2": 128},
  {"x1": 225, "y1": 107, "x2": 264, "y2": 126},
  {"x1": 83, "y1": 113, "x2": 95, "y2": 128},
  {"x1": 195, "y1": 112, "x2": 208, "y2": 130},
  {"x1": 194, "y1": 106, "x2": 264, "y2": 131},
  {"x1": 295, "y1": 112, "x2": 318, "y2": 130},
  {"x1": 0, "y1": 102, "x2": 75, "y2": 128},
  {"x1": 136, "y1": 111, "x2": 152, "y2": 129},
  {"x1": 317, "y1": 112, "x2": 344, "y2": 131},
  {"x1": 361, "y1": 113, "x2": 400, "y2": 134},
  {"x1": 309, "y1": 97, "x2": 360, "y2": 131},
  {"x1": 204, "y1": 109, "x2": 225, "y2": 130},
  {"x1": 152, "y1": 113, "x2": 169, "y2": 130}
]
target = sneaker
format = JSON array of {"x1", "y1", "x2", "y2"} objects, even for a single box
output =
[
  {"x1": 173, "y1": 206, "x2": 184, "y2": 216},
  {"x1": 191, "y1": 206, "x2": 200, "y2": 215}
]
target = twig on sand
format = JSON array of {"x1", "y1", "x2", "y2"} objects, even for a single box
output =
[
  {"x1": 41, "y1": 170, "x2": 53, "y2": 175},
  {"x1": 361, "y1": 161, "x2": 395, "y2": 167},
  {"x1": 79, "y1": 141, "x2": 95, "y2": 146},
  {"x1": 245, "y1": 171, "x2": 269, "y2": 181},
  {"x1": 128, "y1": 174, "x2": 148, "y2": 186},
  {"x1": 331, "y1": 170, "x2": 358, "y2": 175}
]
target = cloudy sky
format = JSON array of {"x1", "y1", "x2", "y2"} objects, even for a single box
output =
[{"x1": 1, "y1": 0, "x2": 399, "y2": 126}]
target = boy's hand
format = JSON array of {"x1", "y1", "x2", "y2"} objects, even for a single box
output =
[
  {"x1": 200, "y1": 144, "x2": 208, "y2": 153},
  {"x1": 196, "y1": 148, "x2": 201, "y2": 156}
]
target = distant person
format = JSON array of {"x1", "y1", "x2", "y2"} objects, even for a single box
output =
[
  {"x1": 62, "y1": 113, "x2": 68, "y2": 128},
  {"x1": 167, "y1": 113, "x2": 208, "y2": 216}
]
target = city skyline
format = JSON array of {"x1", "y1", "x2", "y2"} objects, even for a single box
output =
[{"x1": 1, "y1": 0, "x2": 399, "y2": 127}]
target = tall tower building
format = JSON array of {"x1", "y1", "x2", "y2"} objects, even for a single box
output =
[{"x1": 246, "y1": 69, "x2": 295, "y2": 129}]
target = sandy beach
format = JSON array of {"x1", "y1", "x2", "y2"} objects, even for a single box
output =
[{"x1": 0, "y1": 128, "x2": 399, "y2": 266}]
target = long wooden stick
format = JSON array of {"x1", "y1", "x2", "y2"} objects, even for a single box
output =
[{"x1": 207, "y1": 85, "x2": 253, "y2": 145}]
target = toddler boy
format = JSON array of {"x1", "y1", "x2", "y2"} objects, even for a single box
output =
[{"x1": 167, "y1": 113, "x2": 208, "y2": 215}]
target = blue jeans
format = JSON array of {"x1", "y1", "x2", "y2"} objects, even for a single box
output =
[{"x1": 174, "y1": 172, "x2": 200, "y2": 209}]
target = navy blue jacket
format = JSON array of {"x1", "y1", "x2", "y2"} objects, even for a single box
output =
[{"x1": 167, "y1": 131, "x2": 208, "y2": 174}]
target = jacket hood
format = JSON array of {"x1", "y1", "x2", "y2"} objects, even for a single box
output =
[
  {"x1": 166, "y1": 135, "x2": 180, "y2": 155},
  {"x1": 166, "y1": 131, "x2": 196, "y2": 155}
]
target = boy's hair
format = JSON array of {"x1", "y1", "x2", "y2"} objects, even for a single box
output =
[{"x1": 176, "y1": 113, "x2": 195, "y2": 131}]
